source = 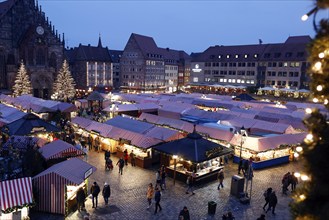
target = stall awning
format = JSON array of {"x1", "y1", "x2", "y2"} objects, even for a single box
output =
[
  {"x1": 39, "y1": 139, "x2": 85, "y2": 160},
  {"x1": 0, "y1": 177, "x2": 33, "y2": 211}
]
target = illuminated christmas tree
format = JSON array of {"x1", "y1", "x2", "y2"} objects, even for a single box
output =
[
  {"x1": 291, "y1": 1, "x2": 329, "y2": 219},
  {"x1": 12, "y1": 61, "x2": 32, "y2": 97},
  {"x1": 52, "y1": 60, "x2": 76, "y2": 102}
]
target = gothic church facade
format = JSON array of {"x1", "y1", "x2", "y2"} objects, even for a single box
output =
[{"x1": 0, "y1": 0, "x2": 64, "y2": 98}]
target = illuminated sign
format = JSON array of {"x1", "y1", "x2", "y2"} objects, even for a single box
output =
[
  {"x1": 192, "y1": 64, "x2": 202, "y2": 73},
  {"x1": 31, "y1": 127, "x2": 45, "y2": 133},
  {"x1": 84, "y1": 167, "x2": 93, "y2": 179},
  {"x1": 205, "y1": 146, "x2": 224, "y2": 158}
]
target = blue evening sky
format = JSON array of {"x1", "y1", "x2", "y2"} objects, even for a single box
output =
[{"x1": 39, "y1": 0, "x2": 319, "y2": 54}]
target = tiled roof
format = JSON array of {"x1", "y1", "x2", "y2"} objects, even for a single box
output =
[
  {"x1": 131, "y1": 33, "x2": 162, "y2": 58},
  {"x1": 284, "y1": 36, "x2": 312, "y2": 44},
  {"x1": 65, "y1": 44, "x2": 112, "y2": 62},
  {"x1": 109, "y1": 50, "x2": 123, "y2": 63}
]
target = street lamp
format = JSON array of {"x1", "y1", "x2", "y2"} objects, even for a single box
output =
[
  {"x1": 173, "y1": 155, "x2": 178, "y2": 185},
  {"x1": 239, "y1": 126, "x2": 247, "y2": 161}
]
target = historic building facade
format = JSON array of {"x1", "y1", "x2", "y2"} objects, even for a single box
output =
[
  {"x1": 65, "y1": 37, "x2": 113, "y2": 90},
  {"x1": 190, "y1": 36, "x2": 311, "y2": 89},
  {"x1": 120, "y1": 33, "x2": 190, "y2": 93},
  {"x1": 0, "y1": 0, "x2": 64, "y2": 98},
  {"x1": 109, "y1": 49, "x2": 122, "y2": 90}
]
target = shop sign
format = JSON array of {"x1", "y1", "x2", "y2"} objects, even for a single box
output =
[
  {"x1": 84, "y1": 167, "x2": 93, "y2": 179},
  {"x1": 192, "y1": 64, "x2": 202, "y2": 73},
  {"x1": 205, "y1": 147, "x2": 223, "y2": 158},
  {"x1": 31, "y1": 127, "x2": 45, "y2": 133},
  {"x1": 61, "y1": 151, "x2": 77, "y2": 158}
]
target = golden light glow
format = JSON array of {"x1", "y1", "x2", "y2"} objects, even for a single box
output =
[
  {"x1": 294, "y1": 152, "x2": 299, "y2": 158},
  {"x1": 312, "y1": 61, "x2": 322, "y2": 72},
  {"x1": 305, "y1": 108, "x2": 312, "y2": 114},
  {"x1": 296, "y1": 146, "x2": 303, "y2": 152},
  {"x1": 299, "y1": 194, "x2": 306, "y2": 201},
  {"x1": 313, "y1": 98, "x2": 319, "y2": 103},
  {"x1": 316, "y1": 85, "x2": 323, "y2": 91},
  {"x1": 324, "y1": 99, "x2": 329, "y2": 105},
  {"x1": 306, "y1": 133, "x2": 314, "y2": 141},
  {"x1": 301, "y1": 175, "x2": 309, "y2": 181},
  {"x1": 294, "y1": 172, "x2": 301, "y2": 178},
  {"x1": 318, "y1": 52, "x2": 325, "y2": 58},
  {"x1": 301, "y1": 14, "x2": 309, "y2": 21},
  {"x1": 173, "y1": 155, "x2": 178, "y2": 159}
]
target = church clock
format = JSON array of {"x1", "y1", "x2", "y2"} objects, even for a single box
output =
[{"x1": 36, "y1": 26, "x2": 44, "y2": 35}]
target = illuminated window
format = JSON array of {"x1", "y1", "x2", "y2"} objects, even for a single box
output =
[
  {"x1": 254, "y1": 54, "x2": 258, "y2": 58},
  {"x1": 220, "y1": 78, "x2": 224, "y2": 82},
  {"x1": 223, "y1": 79, "x2": 227, "y2": 82},
  {"x1": 237, "y1": 79, "x2": 241, "y2": 83},
  {"x1": 235, "y1": 55, "x2": 239, "y2": 58},
  {"x1": 226, "y1": 55, "x2": 230, "y2": 58},
  {"x1": 250, "y1": 80, "x2": 255, "y2": 84},
  {"x1": 218, "y1": 55, "x2": 221, "y2": 59},
  {"x1": 193, "y1": 77, "x2": 198, "y2": 82},
  {"x1": 232, "y1": 79, "x2": 236, "y2": 83},
  {"x1": 244, "y1": 54, "x2": 248, "y2": 58}
]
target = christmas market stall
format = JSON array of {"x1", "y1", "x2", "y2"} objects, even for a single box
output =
[
  {"x1": 230, "y1": 132, "x2": 307, "y2": 169},
  {"x1": 153, "y1": 127, "x2": 233, "y2": 183},
  {"x1": 0, "y1": 177, "x2": 34, "y2": 220},
  {"x1": 32, "y1": 158, "x2": 96, "y2": 216},
  {"x1": 1, "y1": 113, "x2": 60, "y2": 141},
  {"x1": 39, "y1": 139, "x2": 85, "y2": 166}
]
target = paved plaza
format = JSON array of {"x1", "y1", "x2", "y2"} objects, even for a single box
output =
[{"x1": 32, "y1": 150, "x2": 301, "y2": 220}]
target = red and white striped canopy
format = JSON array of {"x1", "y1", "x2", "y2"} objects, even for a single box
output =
[{"x1": 0, "y1": 177, "x2": 33, "y2": 211}]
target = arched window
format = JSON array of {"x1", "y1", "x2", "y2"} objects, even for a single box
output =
[
  {"x1": 49, "y1": 52, "x2": 57, "y2": 69},
  {"x1": 36, "y1": 48, "x2": 45, "y2": 65}
]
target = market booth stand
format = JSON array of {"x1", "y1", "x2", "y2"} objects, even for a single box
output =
[
  {"x1": 0, "y1": 177, "x2": 34, "y2": 220},
  {"x1": 154, "y1": 128, "x2": 233, "y2": 184},
  {"x1": 32, "y1": 158, "x2": 96, "y2": 216}
]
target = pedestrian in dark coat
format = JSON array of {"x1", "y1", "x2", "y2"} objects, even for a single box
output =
[
  {"x1": 76, "y1": 187, "x2": 86, "y2": 212},
  {"x1": 90, "y1": 182, "x2": 100, "y2": 208},
  {"x1": 102, "y1": 182, "x2": 111, "y2": 205},
  {"x1": 179, "y1": 206, "x2": 190, "y2": 220},
  {"x1": 217, "y1": 169, "x2": 224, "y2": 190},
  {"x1": 116, "y1": 157, "x2": 125, "y2": 175},
  {"x1": 154, "y1": 187, "x2": 162, "y2": 214},
  {"x1": 291, "y1": 172, "x2": 298, "y2": 192},
  {"x1": 262, "y1": 187, "x2": 272, "y2": 210},
  {"x1": 266, "y1": 191, "x2": 278, "y2": 214}
]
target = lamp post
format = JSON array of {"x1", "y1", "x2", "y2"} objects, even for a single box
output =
[
  {"x1": 239, "y1": 126, "x2": 247, "y2": 161},
  {"x1": 173, "y1": 155, "x2": 178, "y2": 185}
]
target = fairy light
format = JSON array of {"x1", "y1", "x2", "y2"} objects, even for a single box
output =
[
  {"x1": 318, "y1": 52, "x2": 325, "y2": 58},
  {"x1": 324, "y1": 99, "x2": 328, "y2": 105},
  {"x1": 316, "y1": 85, "x2": 323, "y2": 91},
  {"x1": 299, "y1": 194, "x2": 306, "y2": 201},
  {"x1": 301, "y1": 14, "x2": 309, "y2": 21},
  {"x1": 301, "y1": 175, "x2": 309, "y2": 181},
  {"x1": 313, "y1": 98, "x2": 319, "y2": 103},
  {"x1": 296, "y1": 146, "x2": 303, "y2": 152},
  {"x1": 305, "y1": 108, "x2": 312, "y2": 114},
  {"x1": 306, "y1": 133, "x2": 313, "y2": 141},
  {"x1": 294, "y1": 172, "x2": 301, "y2": 178},
  {"x1": 312, "y1": 61, "x2": 322, "y2": 72}
]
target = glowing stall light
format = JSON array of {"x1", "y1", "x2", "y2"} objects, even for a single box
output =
[
  {"x1": 313, "y1": 98, "x2": 319, "y2": 103},
  {"x1": 316, "y1": 85, "x2": 323, "y2": 91},
  {"x1": 324, "y1": 99, "x2": 329, "y2": 105},
  {"x1": 299, "y1": 194, "x2": 306, "y2": 201},
  {"x1": 294, "y1": 152, "x2": 299, "y2": 158}
]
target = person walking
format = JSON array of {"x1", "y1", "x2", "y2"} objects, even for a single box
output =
[
  {"x1": 155, "y1": 170, "x2": 163, "y2": 190},
  {"x1": 116, "y1": 157, "x2": 125, "y2": 175},
  {"x1": 179, "y1": 206, "x2": 190, "y2": 220},
  {"x1": 262, "y1": 187, "x2": 272, "y2": 210},
  {"x1": 102, "y1": 182, "x2": 111, "y2": 206},
  {"x1": 217, "y1": 168, "x2": 224, "y2": 190},
  {"x1": 76, "y1": 187, "x2": 86, "y2": 212},
  {"x1": 154, "y1": 187, "x2": 162, "y2": 214},
  {"x1": 291, "y1": 172, "x2": 298, "y2": 192},
  {"x1": 130, "y1": 150, "x2": 136, "y2": 166},
  {"x1": 185, "y1": 173, "x2": 195, "y2": 195},
  {"x1": 266, "y1": 191, "x2": 278, "y2": 215},
  {"x1": 104, "y1": 149, "x2": 111, "y2": 161},
  {"x1": 161, "y1": 165, "x2": 167, "y2": 190},
  {"x1": 146, "y1": 183, "x2": 154, "y2": 209},
  {"x1": 124, "y1": 149, "x2": 129, "y2": 166},
  {"x1": 282, "y1": 172, "x2": 291, "y2": 195},
  {"x1": 90, "y1": 182, "x2": 100, "y2": 208}
]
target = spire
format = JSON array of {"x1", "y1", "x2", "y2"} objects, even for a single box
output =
[{"x1": 98, "y1": 33, "x2": 103, "y2": 48}]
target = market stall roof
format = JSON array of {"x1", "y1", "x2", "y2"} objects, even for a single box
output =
[
  {"x1": 71, "y1": 116, "x2": 94, "y2": 129},
  {"x1": 0, "y1": 177, "x2": 33, "y2": 212},
  {"x1": 154, "y1": 129, "x2": 233, "y2": 163},
  {"x1": 86, "y1": 91, "x2": 104, "y2": 101},
  {"x1": 234, "y1": 93, "x2": 255, "y2": 101},
  {"x1": 139, "y1": 113, "x2": 195, "y2": 133},
  {"x1": 0, "y1": 103, "x2": 26, "y2": 125},
  {"x1": 230, "y1": 132, "x2": 307, "y2": 152},
  {"x1": 2, "y1": 135, "x2": 47, "y2": 150},
  {"x1": 33, "y1": 158, "x2": 97, "y2": 185},
  {"x1": 39, "y1": 140, "x2": 85, "y2": 160},
  {"x1": 2, "y1": 113, "x2": 61, "y2": 136}
]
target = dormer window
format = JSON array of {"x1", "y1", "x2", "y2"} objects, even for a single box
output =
[
  {"x1": 244, "y1": 54, "x2": 248, "y2": 58},
  {"x1": 254, "y1": 54, "x2": 258, "y2": 58},
  {"x1": 235, "y1": 55, "x2": 239, "y2": 58},
  {"x1": 226, "y1": 55, "x2": 230, "y2": 59}
]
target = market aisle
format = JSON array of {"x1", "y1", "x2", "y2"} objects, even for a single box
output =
[{"x1": 65, "y1": 150, "x2": 301, "y2": 220}]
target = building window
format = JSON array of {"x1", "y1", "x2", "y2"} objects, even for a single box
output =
[
  {"x1": 244, "y1": 54, "x2": 248, "y2": 58},
  {"x1": 226, "y1": 55, "x2": 230, "y2": 58},
  {"x1": 193, "y1": 77, "x2": 198, "y2": 82},
  {"x1": 36, "y1": 48, "x2": 45, "y2": 65}
]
